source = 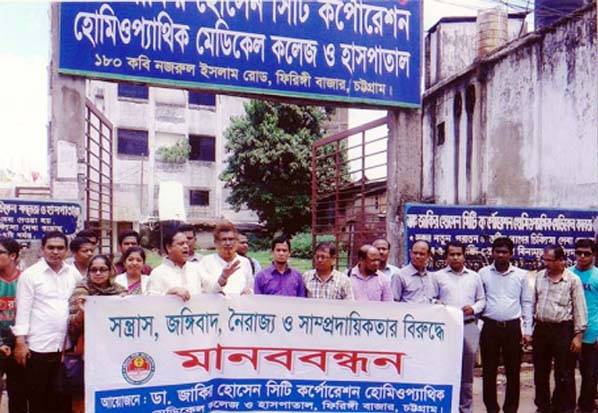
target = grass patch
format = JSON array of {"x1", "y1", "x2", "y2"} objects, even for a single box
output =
[
  {"x1": 144, "y1": 248, "x2": 163, "y2": 268},
  {"x1": 143, "y1": 249, "x2": 314, "y2": 274},
  {"x1": 249, "y1": 250, "x2": 313, "y2": 274}
]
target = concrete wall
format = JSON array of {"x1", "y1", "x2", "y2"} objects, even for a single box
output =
[
  {"x1": 426, "y1": 15, "x2": 527, "y2": 88},
  {"x1": 422, "y1": 4, "x2": 598, "y2": 209}
]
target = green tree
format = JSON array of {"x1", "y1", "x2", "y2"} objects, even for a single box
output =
[{"x1": 220, "y1": 100, "x2": 328, "y2": 236}]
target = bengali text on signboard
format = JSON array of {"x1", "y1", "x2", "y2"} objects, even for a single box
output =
[
  {"x1": 59, "y1": 1, "x2": 421, "y2": 108},
  {"x1": 405, "y1": 203, "x2": 598, "y2": 271},
  {"x1": 0, "y1": 199, "x2": 81, "y2": 242}
]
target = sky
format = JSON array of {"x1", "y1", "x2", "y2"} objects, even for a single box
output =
[
  {"x1": 0, "y1": 2, "x2": 49, "y2": 183},
  {"x1": 0, "y1": 0, "x2": 531, "y2": 184}
]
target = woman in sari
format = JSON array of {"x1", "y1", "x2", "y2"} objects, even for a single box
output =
[{"x1": 114, "y1": 246, "x2": 150, "y2": 295}]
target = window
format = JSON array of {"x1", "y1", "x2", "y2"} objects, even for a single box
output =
[
  {"x1": 117, "y1": 129, "x2": 148, "y2": 156},
  {"x1": 189, "y1": 135, "x2": 216, "y2": 162},
  {"x1": 189, "y1": 190, "x2": 209, "y2": 206},
  {"x1": 188, "y1": 91, "x2": 216, "y2": 107},
  {"x1": 118, "y1": 83, "x2": 148, "y2": 100},
  {"x1": 436, "y1": 122, "x2": 445, "y2": 146}
]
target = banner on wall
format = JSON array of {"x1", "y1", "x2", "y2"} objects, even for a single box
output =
[
  {"x1": 405, "y1": 203, "x2": 598, "y2": 271},
  {"x1": 85, "y1": 294, "x2": 462, "y2": 413},
  {"x1": 59, "y1": 1, "x2": 422, "y2": 108}
]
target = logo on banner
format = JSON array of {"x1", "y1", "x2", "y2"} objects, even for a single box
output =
[{"x1": 121, "y1": 352, "x2": 155, "y2": 385}]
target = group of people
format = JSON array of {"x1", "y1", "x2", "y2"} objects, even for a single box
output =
[
  {"x1": 0, "y1": 220, "x2": 596, "y2": 413},
  {"x1": 389, "y1": 237, "x2": 597, "y2": 413}
]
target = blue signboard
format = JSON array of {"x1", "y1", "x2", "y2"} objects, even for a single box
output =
[
  {"x1": 405, "y1": 203, "x2": 598, "y2": 271},
  {"x1": 58, "y1": 1, "x2": 421, "y2": 108},
  {"x1": 0, "y1": 199, "x2": 81, "y2": 242}
]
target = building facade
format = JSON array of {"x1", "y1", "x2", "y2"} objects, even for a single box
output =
[
  {"x1": 421, "y1": 4, "x2": 597, "y2": 209},
  {"x1": 86, "y1": 81, "x2": 259, "y2": 244}
]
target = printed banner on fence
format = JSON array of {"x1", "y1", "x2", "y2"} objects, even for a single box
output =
[
  {"x1": 85, "y1": 294, "x2": 462, "y2": 413},
  {"x1": 405, "y1": 203, "x2": 598, "y2": 271},
  {"x1": 59, "y1": 1, "x2": 421, "y2": 108},
  {"x1": 0, "y1": 199, "x2": 81, "y2": 242}
]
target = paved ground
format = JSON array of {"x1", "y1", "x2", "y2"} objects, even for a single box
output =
[
  {"x1": 473, "y1": 362, "x2": 537, "y2": 413},
  {"x1": 474, "y1": 362, "x2": 585, "y2": 413}
]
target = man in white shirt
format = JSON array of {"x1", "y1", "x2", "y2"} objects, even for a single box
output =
[
  {"x1": 12, "y1": 231, "x2": 82, "y2": 413},
  {"x1": 432, "y1": 241, "x2": 486, "y2": 413},
  {"x1": 146, "y1": 228, "x2": 200, "y2": 300},
  {"x1": 479, "y1": 237, "x2": 533, "y2": 413},
  {"x1": 197, "y1": 222, "x2": 253, "y2": 295}
]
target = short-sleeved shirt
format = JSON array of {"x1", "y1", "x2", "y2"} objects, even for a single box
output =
[
  {"x1": 0, "y1": 270, "x2": 20, "y2": 347},
  {"x1": 569, "y1": 265, "x2": 598, "y2": 343}
]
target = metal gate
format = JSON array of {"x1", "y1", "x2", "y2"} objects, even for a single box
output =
[
  {"x1": 85, "y1": 98, "x2": 114, "y2": 254},
  {"x1": 311, "y1": 116, "x2": 389, "y2": 269}
]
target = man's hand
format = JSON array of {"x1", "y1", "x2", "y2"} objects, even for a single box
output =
[
  {"x1": 570, "y1": 334, "x2": 583, "y2": 353},
  {"x1": 218, "y1": 260, "x2": 241, "y2": 287},
  {"x1": 167, "y1": 287, "x2": 191, "y2": 301},
  {"x1": 462, "y1": 305, "x2": 475, "y2": 316},
  {"x1": 522, "y1": 335, "x2": 532, "y2": 347},
  {"x1": 0, "y1": 345, "x2": 11, "y2": 357},
  {"x1": 14, "y1": 339, "x2": 29, "y2": 367}
]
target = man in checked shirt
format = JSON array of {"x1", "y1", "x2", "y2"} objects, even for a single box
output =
[
  {"x1": 302, "y1": 242, "x2": 353, "y2": 300},
  {"x1": 533, "y1": 245, "x2": 587, "y2": 413}
]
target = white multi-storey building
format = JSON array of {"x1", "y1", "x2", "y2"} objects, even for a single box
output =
[{"x1": 86, "y1": 80, "x2": 259, "y2": 244}]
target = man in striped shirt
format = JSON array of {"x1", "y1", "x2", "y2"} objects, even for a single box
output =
[
  {"x1": 302, "y1": 242, "x2": 353, "y2": 300},
  {"x1": 533, "y1": 245, "x2": 587, "y2": 413}
]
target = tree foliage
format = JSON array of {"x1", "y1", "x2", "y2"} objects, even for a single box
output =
[
  {"x1": 220, "y1": 100, "x2": 328, "y2": 236},
  {"x1": 156, "y1": 139, "x2": 191, "y2": 163}
]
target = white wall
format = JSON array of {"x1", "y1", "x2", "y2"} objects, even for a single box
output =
[{"x1": 422, "y1": 6, "x2": 597, "y2": 209}]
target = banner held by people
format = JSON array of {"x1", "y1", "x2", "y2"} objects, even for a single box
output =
[{"x1": 85, "y1": 294, "x2": 462, "y2": 413}]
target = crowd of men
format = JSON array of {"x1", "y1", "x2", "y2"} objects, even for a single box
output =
[{"x1": 0, "y1": 221, "x2": 596, "y2": 413}]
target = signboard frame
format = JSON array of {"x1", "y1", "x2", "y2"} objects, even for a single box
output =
[{"x1": 58, "y1": 1, "x2": 422, "y2": 109}]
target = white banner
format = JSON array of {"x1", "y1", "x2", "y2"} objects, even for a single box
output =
[{"x1": 85, "y1": 295, "x2": 463, "y2": 413}]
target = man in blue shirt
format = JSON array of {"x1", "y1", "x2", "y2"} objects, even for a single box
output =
[
  {"x1": 479, "y1": 237, "x2": 533, "y2": 413},
  {"x1": 570, "y1": 238, "x2": 598, "y2": 413}
]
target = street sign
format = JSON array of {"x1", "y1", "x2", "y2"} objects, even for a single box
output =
[{"x1": 0, "y1": 199, "x2": 81, "y2": 242}]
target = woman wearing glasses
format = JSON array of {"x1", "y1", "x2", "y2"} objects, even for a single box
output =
[{"x1": 67, "y1": 255, "x2": 127, "y2": 413}]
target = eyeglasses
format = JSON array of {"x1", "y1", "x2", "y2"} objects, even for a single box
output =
[
  {"x1": 575, "y1": 250, "x2": 594, "y2": 257},
  {"x1": 89, "y1": 267, "x2": 110, "y2": 274}
]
